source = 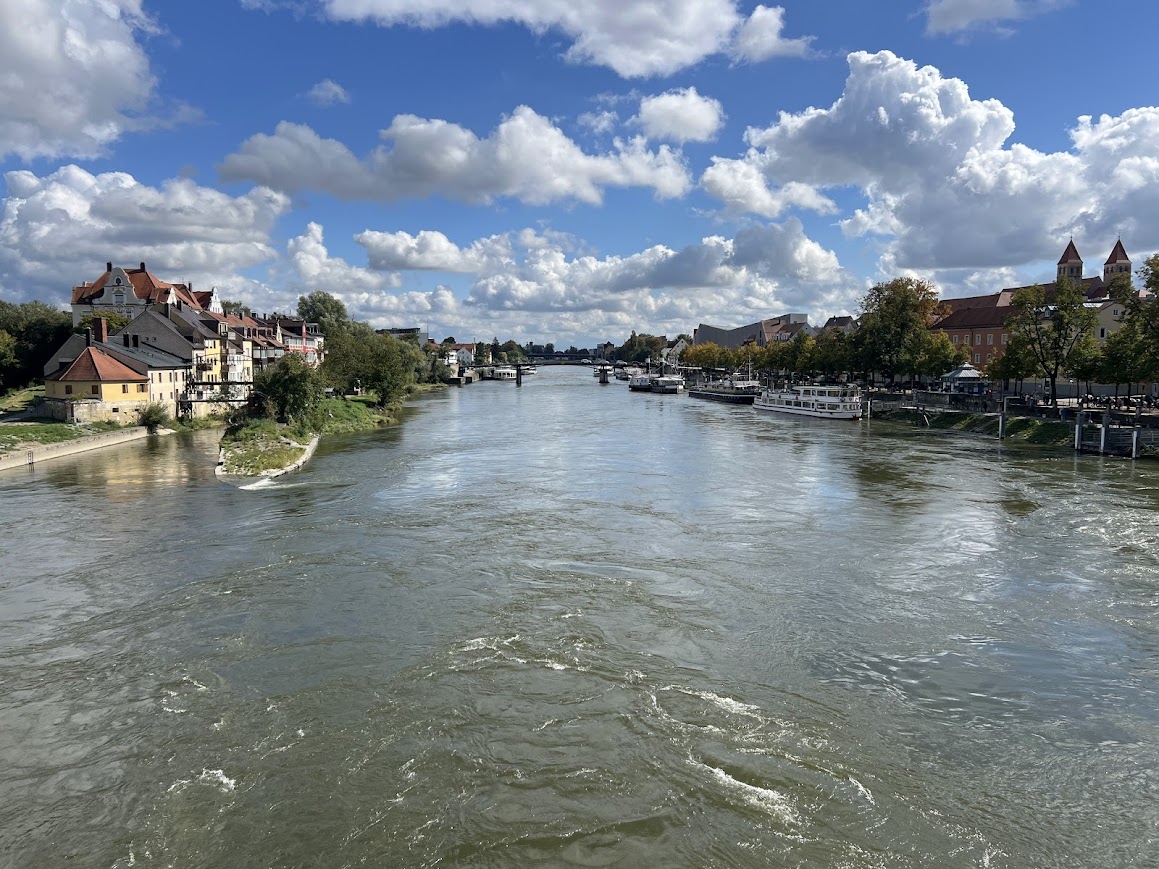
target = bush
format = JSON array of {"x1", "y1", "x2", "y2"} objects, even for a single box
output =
[{"x1": 137, "y1": 403, "x2": 171, "y2": 433}]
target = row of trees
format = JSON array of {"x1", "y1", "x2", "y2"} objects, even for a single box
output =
[
  {"x1": 681, "y1": 278, "x2": 965, "y2": 384},
  {"x1": 0, "y1": 301, "x2": 73, "y2": 393}
]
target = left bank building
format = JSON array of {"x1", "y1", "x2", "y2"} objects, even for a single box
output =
[{"x1": 42, "y1": 262, "x2": 323, "y2": 423}]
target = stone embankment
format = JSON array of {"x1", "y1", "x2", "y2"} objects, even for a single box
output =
[{"x1": 0, "y1": 427, "x2": 172, "y2": 472}]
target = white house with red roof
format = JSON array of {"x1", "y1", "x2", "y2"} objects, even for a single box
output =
[{"x1": 71, "y1": 262, "x2": 222, "y2": 326}]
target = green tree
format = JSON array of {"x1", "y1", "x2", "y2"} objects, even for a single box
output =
[
  {"x1": 855, "y1": 277, "x2": 942, "y2": 385},
  {"x1": 1063, "y1": 335, "x2": 1103, "y2": 399},
  {"x1": 0, "y1": 330, "x2": 17, "y2": 392},
  {"x1": 813, "y1": 327, "x2": 852, "y2": 379},
  {"x1": 1111, "y1": 256, "x2": 1159, "y2": 363},
  {"x1": 785, "y1": 331, "x2": 817, "y2": 379},
  {"x1": 221, "y1": 299, "x2": 252, "y2": 316},
  {"x1": 1099, "y1": 320, "x2": 1154, "y2": 400},
  {"x1": 0, "y1": 300, "x2": 73, "y2": 391},
  {"x1": 1005, "y1": 278, "x2": 1097, "y2": 406},
  {"x1": 988, "y1": 334, "x2": 1041, "y2": 394},
  {"x1": 296, "y1": 291, "x2": 348, "y2": 334},
  {"x1": 254, "y1": 353, "x2": 323, "y2": 422},
  {"x1": 75, "y1": 311, "x2": 132, "y2": 336}
]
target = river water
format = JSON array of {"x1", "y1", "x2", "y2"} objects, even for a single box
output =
[{"x1": 2, "y1": 365, "x2": 1157, "y2": 868}]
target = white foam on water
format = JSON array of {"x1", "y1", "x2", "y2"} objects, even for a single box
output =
[
  {"x1": 661, "y1": 685, "x2": 763, "y2": 718},
  {"x1": 693, "y1": 761, "x2": 800, "y2": 826},
  {"x1": 848, "y1": 776, "x2": 875, "y2": 805},
  {"x1": 199, "y1": 768, "x2": 236, "y2": 792}
]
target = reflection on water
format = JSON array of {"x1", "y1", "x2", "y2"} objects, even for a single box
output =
[{"x1": 2, "y1": 369, "x2": 1158, "y2": 868}]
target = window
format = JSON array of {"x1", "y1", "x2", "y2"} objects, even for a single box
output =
[
  {"x1": 91, "y1": 385, "x2": 99, "y2": 395},
  {"x1": 138, "y1": 384, "x2": 146, "y2": 393},
  {"x1": 964, "y1": 335, "x2": 970, "y2": 345},
  {"x1": 122, "y1": 384, "x2": 128, "y2": 393},
  {"x1": 987, "y1": 334, "x2": 993, "y2": 345},
  {"x1": 975, "y1": 334, "x2": 983, "y2": 345},
  {"x1": 65, "y1": 385, "x2": 73, "y2": 395},
  {"x1": 1099, "y1": 327, "x2": 1106, "y2": 339},
  {"x1": 974, "y1": 353, "x2": 981, "y2": 364},
  {"x1": 952, "y1": 335, "x2": 959, "y2": 345},
  {"x1": 1001, "y1": 333, "x2": 1008, "y2": 345}
]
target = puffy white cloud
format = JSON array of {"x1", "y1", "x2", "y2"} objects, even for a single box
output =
[
  {"x1": 321, "y1": 0, "x2": 736, "y2": 77},
  {"x1": 220, "y1": 107, "x2": 692, "y2": 205},
  {"x1": 305, "y1": 79, "x2": 350, "y2": 105},
  {"x1": 0, "y1": 0, "x2": 158, "y2": 159},
  {"x1": 287, "y1": 223, "x2": 398, "y2": 292},
  {"x1": 925, "y1": 0, "x2": 1070, "y2": 35},
  {"x1": 577, "y1": 110, "x2": 619, "y2": 135},
  {"x1": 342, "y1": 218, "x2": 861, "y2": 343},
  {"x1": 634, "y1": 87, "x2": 724, "y2": 143},
  {"x1": 733, "y1": 5, "x2": 812, "y2": 62},
  {"x1": 700, "y1": 50, "x2": 1159, "y2": 285},
  {"x1": 313, "y1": 0, "x2": 813, "y2": 77},
  {"x1": 0, "y1": 165, "x2": 289, "y2": 301}
]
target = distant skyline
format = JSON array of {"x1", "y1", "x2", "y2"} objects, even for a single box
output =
[{"x1": 3, "y1": 1, "x2": 1158, "y2": 346}]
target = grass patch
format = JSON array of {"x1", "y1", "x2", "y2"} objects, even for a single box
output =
[
  {"x1": 0, "y1": 418, "x2": 130, "y2": 453},
  {"x1": 0, "y1": 384, "x2": 45, "y2": 414},
  {"x1": 221, "y1": 441, "x2": 305, "y2": 475},
  {"x1": 872, "y1": 408, "x2": 1074, "y2": 447}
]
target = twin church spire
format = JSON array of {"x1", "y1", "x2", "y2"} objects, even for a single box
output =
[{"x1": 1055, "y1": 238, "x2": 1132, "y2": 284}]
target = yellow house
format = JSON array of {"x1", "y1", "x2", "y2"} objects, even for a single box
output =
[{"x1": 44, "y1": 345, "x2": 151, "y2": 424}]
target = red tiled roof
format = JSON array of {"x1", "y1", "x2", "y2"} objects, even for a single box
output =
[
  {"x1": 46, "y1": 346, "x2": 148, "y2": 383},
  {"x1": 71, "y1": 264, "x2": 194, "y2": 307},
  {"x1": 1105, "y1": 239, "x2": 1129, "y2": 265}
]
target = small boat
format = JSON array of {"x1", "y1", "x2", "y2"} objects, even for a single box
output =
[
  {"x1": 687, "y1": 372, "x2": 762, "y2": 404},
  {"x1": 491, "y1": 366, "x2": 517, "y2": 380},
  {"x1": 628, "y1": 372, "x2": 658, "y2": 391},
  {"x1": 593, "y1": 363, "x2": 614, "y2": 378},
  {"x1": 753, "y1": 384, "x2": 862, "y2": 419},
  {"x1": 614, "y1": 364, "x2": 641, "y2": 381},
  {"x1": 651, "y1": 374, "x2": 685, "y2": 394},
  {"x1": 518, "y1": 364, "x2": 537, "y2": 374}
]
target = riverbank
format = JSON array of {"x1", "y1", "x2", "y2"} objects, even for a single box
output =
[
  {"x1": 217, "y1": 386, "x2": 441, "y2": 478},
  {"x1": 870, "y1": 407, "x2": 1075, "y2": 447},
  {"x1": 0, "y1": 424, "x2": 175, "y2": 471}
]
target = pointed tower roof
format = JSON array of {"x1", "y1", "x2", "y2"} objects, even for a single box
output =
[
  {"x1": 1058, "y1": 239, "x2": 1082, "y2": 264},
  {"x1": 1104, "y1": 239, "x2": 1129, "y2": 265}
]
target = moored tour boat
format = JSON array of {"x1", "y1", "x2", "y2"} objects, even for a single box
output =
[
  {"x1": 628, "y1": 372, "x2": 658, "y2": 391},
  {"x1": 651, "y1": 374, "x2": 685, "y2": 394},
  {"x1": 753, "y1": 384, "x2": 862, "y2": 419},
  {"x1": 687, "y1": 372, "x2": 762, "y2": 404}
]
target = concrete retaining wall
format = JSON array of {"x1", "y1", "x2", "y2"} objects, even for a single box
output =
[{"x1": 0, "y1": 426, "x2": 159, "y2": 472}]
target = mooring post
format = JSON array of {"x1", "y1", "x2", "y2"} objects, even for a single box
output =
[
  {"x1": 1133, "y1": 426, "x2": 1141, "y2": 459},
  {"x1": 1100, "y1": 411, "x2": 1109, "y2": 454},
  {"x1": 1074, "y1": 411, "x2": 1083, "y2": 451},
  {"x1": 999, "y1": 395, "x2": 1008, "y2": 440},
  {"x1": 516, "y1": 366, "x2": 522, "y2": 386}
]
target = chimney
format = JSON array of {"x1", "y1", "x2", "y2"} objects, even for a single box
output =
[
  {"x1": 85, "y1": 328, "x2": 93, "y2": 348},
  {"x1": 139, "y1": 262, "x2": 146, "y2": 271},
  {"x1": 106, "y1": 261, "x2": 112, "y2": 273},
  {"x1": 93, "y1": 317, "x2": 108, "y2": 344}
]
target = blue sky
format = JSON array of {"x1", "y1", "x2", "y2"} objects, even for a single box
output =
[{"x1": 3, "y1": 0, "x2": 1158, "y2": 347}]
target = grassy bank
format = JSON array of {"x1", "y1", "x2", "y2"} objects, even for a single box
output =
[
  {"x1": 218, "y1": 387, "x2": 440, "y2": 476},
  {"x1": 0, "y1": 385, "x2": 44, "y2": 414},
  {"x1": 872, "y1": 408, "x2": 1074, "y2": 447},
  {"x1": 0, "y1": 418, "x2": 126, "y2": 453}
]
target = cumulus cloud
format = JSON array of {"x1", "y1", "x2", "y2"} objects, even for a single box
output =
[
  {"x1": 0, "y1": 0, "x2": 160, "y2": 160},
  {"x1": 925, "y1": 0, "x2": 1070, "y2": 35},
  {"x1": 313, "y1": 0, "x2": 812, "y2": 77},
  {"x1": 578, "y1": 110, "x2": 619, "y2": 135},
  {"x1": 339, "y1": 218, "x2": 862, "y2": 343},
  {"x1": 0, "y1": 165, "x2": 288, "y2": 301},
  {"x1": 305, "y1": 78, "x2": 351, "y2": 105},
  {"x1": 287, "y1": 223, "x2": 398, "y2": 292},
  {"x1": 699, "y1": 49, "x2": 1159, "y2": 289},
  {"x1": 219, "y1": 106, "x2": 692, "y2": 205},
  {"x1": 733, "y1": 5, "x2": 812, "y2": 62},
  {"x1": 634, "y1": 87, "x2": 724, "y2": 143}
]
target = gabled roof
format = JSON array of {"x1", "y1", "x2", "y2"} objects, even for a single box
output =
[
  {"x1": 46, "y1": 346, "x2": 148, "y2": 383},
  {"x1": 1105, "y1": 239, "x2": 1129, "y2": 264},
  {"x1": 1058, "y1": 240, "x2": 1082, "y2": 264},
  {"x1": 72, "y1": 263, "x2": 194, "y2": 307}
]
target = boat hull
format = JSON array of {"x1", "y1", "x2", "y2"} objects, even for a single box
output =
[
  {"x1": 688, "y1": 388, "x2": 758, "y2": 404},
  {"x1": 753, "y1": 400, "x2": 861, "y2": 419}
]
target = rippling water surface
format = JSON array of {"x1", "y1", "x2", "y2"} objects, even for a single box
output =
[{"x1": 2, "y1": 366, "x2": 1158, "y2": 868}]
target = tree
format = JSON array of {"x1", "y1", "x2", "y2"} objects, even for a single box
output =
[
  {"x1": 0, "y1": 330, "x2": 16, "y2": 392},
  {"x1": 813, "y1": 327, "x2": 852, "y2": 379},
  {"x1": 0, "y1": 300, "x2": 73, "y2": 392},
  {"x1": 785, "y1": 331, "x2": 817, "y2": 379},
  {"x1": 1063, "y1": 335, "x2": 1103, "y2": 399},
  {"x1": 1005, "y1": 278, "x2": 1097, "y2": 406},
  {"x1": 254, "y1": 353, "x2": 323, "y2": 422},
  {"x1": 75, "y1": 311, "x2": 132, "y2": 336},
  {"x1": 296, "y1": 291, "x2": 348, "y2": 334},
  {"x1": 1111, "y1": 256, "x2": 1159, "y2": 363},
  {"x1": 987, "y1": 334, "x2": 1041, "y2": 394},
  {"x1": 855, "y1": 277, "x2": 942, "y2": 385},
  {"x1": 1099, "y1": 320, "x2": 1154, "y2": 400},
  {"x1": 221, "y1": 299, "x2": 252, "y2": 316}
]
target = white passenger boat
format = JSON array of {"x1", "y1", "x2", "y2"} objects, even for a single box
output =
[
  {"x1": 593, "y1": 363, "x2": 614, "y2": 378},
  {"x1": 491, "y1": 366, "x2": 517, "y2": 380},
  {"x1": 628, "y1": 372, "x2": 658, "y2": 391},
  {"x1": 519, "y1": 364, "x2": 537, "y2": 375},
  {"x1": 651, "y1": 374, "x2": 685, "y2": 394},
  {"x1": 753, "y1": 384, "x2": 862, "y2": 419}
]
